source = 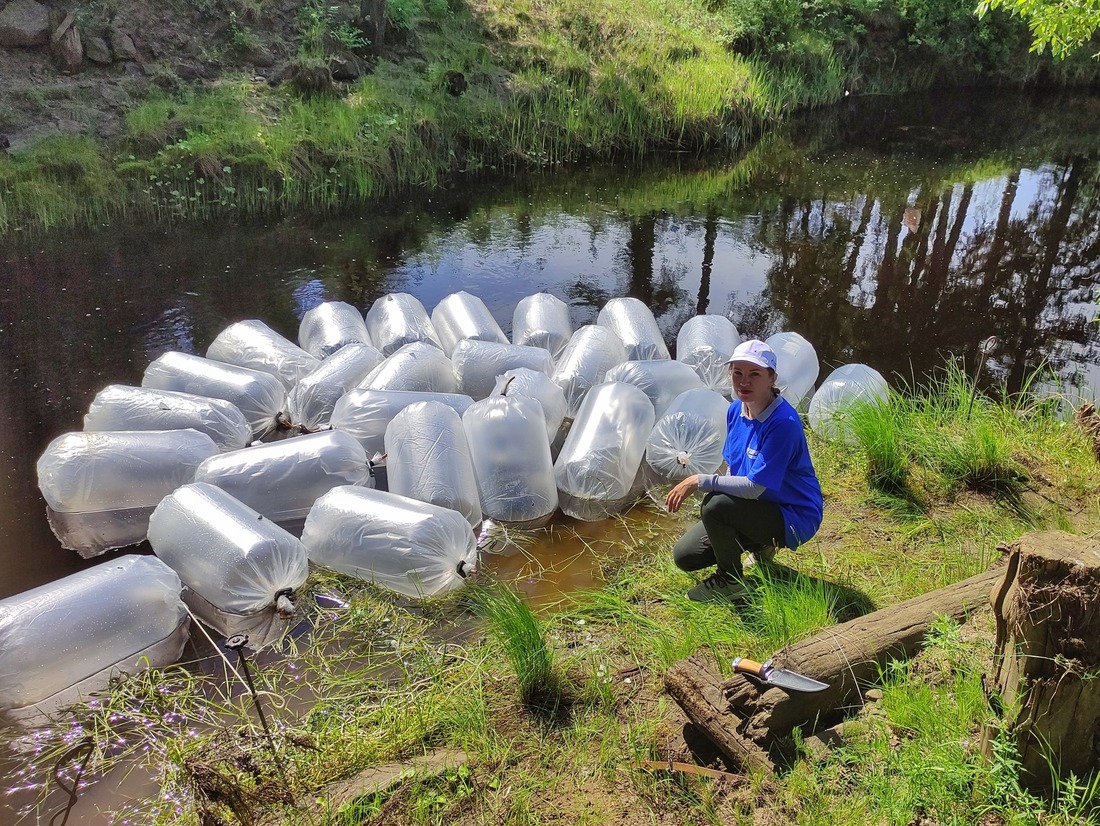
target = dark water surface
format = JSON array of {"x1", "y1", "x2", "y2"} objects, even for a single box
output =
[{"x1": 1, "y1": 89, "x2": 1099, "y2": 606}]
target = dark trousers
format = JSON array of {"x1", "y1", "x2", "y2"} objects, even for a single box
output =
[{"x1": 672, "y1": 492, "x2": 786, "y2": 579}]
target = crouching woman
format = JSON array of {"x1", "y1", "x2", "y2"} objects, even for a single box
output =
[{"x1": 664, "y1": 338, "x2": 823, "y2": 602}]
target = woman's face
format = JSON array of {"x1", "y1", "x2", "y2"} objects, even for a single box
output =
[{"x1": 730, "y1": 360, "x2": 774, "y2": 408}]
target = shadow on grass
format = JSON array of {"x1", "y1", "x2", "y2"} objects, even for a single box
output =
[{"x1": 745, "y1": 561, "x2": 876, "y2": 624}]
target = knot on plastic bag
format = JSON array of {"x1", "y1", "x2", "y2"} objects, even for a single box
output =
[{"x1": 274, "y1": 588, "x2": 297, "y2": 617}]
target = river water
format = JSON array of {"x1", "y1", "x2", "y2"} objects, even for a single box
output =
[{"x1": 0, "y1": 86, "x2": 1099, "y2": 825}]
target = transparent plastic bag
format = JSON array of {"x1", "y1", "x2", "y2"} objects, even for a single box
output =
[
  {"x1": 451, "y1": 339, "x2": 554, "y2": 400},
  {"x1": 604, "y1": 359, "x2": 704, "y2": 418},
  {"x1": 360, "y1": 341, "x2": 459, "y2": 394},
  {"x1": 149, "y1": 482, "x2": 309, "y2": 615},
  {"x1": 553, "y1": 382, "x2": 655, "y2": 520},
  {"x1": 512, "y1": 292, "x2": 572, "y2": 359},
  {"x1": 645, "y1": 387, "x2": 730, "y2": 483},
  {"x1": 37, "y1": 429, "x2": 219, "y2": 513},
  {"x1": 193, "y1": 429, "x2": 372, "y2": 525},
  {"x1": 286, "y1": 343, "x2": 385, "y2": 431},
  {"x1": 550, "y1": 325, "x2": 627, "y2": 419},
  {"x1": 302, "y1": 485, "x2": 478, "y2": 598},
  {"x1": 365, "y1": 292, "x2": 442, "y2": 356},
  {"x1": 430, "y1": 290, "x2": 508, "y2": 356},
  {"x1": 0, "y1": 554, "x2": 186, "y2": 711},
  {"x1": 808, "y1": 363, "x2": 890, "y2": 443},
  {"x1": 207, "y1": 319, "x2": 320, "y2": 391},
  {"x1": 596, "y1": 297, "x2": 670, "y2": 361},
  {"x1": 142, "y1": 351, "x2": 286, "y2": 439},
  {"x1": 463, "y1": 395, "x2": 558, "y2": 526},
  {"x1": 676, "y1": 315, "x2": 741, "y2": 397},
  {"x1": 385, "y1": 401, "x2": 482, "y2": 527},
  {"x1": 298, "y1": 301, "x2": 372, "y2": 359},
  {"x1": 330, "y1": 388, "x2": 476, "y2": 460},
  {"x1": 766, "y1": 331, "x2": 820, "y2": 409},
  {"x1": 83, "y1": 384, "x2": 251, "y2": 452},
  {"x1": 492, "y1": 368, "x2": 566, "y2": 443}
]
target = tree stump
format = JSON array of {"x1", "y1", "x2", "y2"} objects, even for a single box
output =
[{"x1": 983, "y1": 531, "x2": 1100, "y2": 791}]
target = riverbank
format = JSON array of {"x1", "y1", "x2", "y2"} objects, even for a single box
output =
[
  {"x1": 11, "y1": 365, "x2": 1100, "y2": 825},
  {"x1": 1, "y1": 0, "x2": 1097, "y2": 234}
]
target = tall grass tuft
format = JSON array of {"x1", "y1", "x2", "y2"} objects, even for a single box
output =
[
  {"x1": 468, "y1": 583, "x2": 562, "y2": 713},
  {"x1": 844, "y1": 394, "x2": 912, "y2": 495}
]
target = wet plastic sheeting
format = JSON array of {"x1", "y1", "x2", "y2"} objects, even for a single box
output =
[
  {"x1": 302, "y1": 486, "x2": 478, "y2": 598},
  {"x1": 142, "y1": 351, "x2": 286, "y2": 439},
  {"x1": 550, "y1": 325, "x2": 627, "y2": 419},
  {"x1": 360, "y1": 341, "x2": 459, "y2": 394},
  {"x1": 492, "y1": 368, "x2": 566, "y2": 443},
  {"x1": 767, "y1": 331, "x2": 820, "y2": 409},
  {"x1": 464, "y1": 395, "x2": 558, "y2": 526},
  {"x1": 149, "y1": 483, "x2": 309, "y2": 615},
  {"x1": 596, "y1": 297, "x2": 670, "y2": 361},
  {"x1": 385, "y1": 401, "x2": 482, "y2": 528},
  {"x1": 36, "y1": 429, "x2": 219, "y2": 513},
  {"x1": 676, "y1": 315, "x2": 741, "y2": 398},
  {"x1": 645, "y1": 387, "x2": 730, "y2": 483},
  {"x1": 512, "y1": 292, "x2": 572, "y2": 360},
  {"x1": 329, "y1": 388, "x2": 476, "y2": 459},
  {"x1": 298, "y1": 300, "x2": 372, "y2": 359},
  {"x1": 451, "y1": 340, "x2": 554, "y2": 400},
  {"x1": 193, "y1": 429, "x2": 372, "y2": 525},
  {"x1": 365, "y1": 292, "x2": 442, "y2": 356},
  {"x1": 83, "y1": 384, "x2": 252, "y2": 452},
  {"x1": 0, "y1": 555, "x2": 187, "y2": 711},
  {"x1": 430, "y1": 290, "x2": 508, "y2": 356},
  {"x1": 286, "y1": 342, "x2": 385, "y2": 431},
  {"x1": 207, "y1": 319, "x2": 321, "y2": 391},
  {"x1": 604, "y1": 359, "x2": 704, "y2": 418},
  {"x1": 46, "y1": 505, "x2": 156, "y2": 558},
  {"x1": 808, "y1": 363, "x2": 890, "y2": 443},
  {"x1": 553, "y1": 381, "x2": 655, "y2": 520}
]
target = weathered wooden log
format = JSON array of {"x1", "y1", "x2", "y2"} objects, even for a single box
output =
[
  {"x1": 666, "y1": 562, "x2": 1004, "y2": 771},
  {"x1": 981, "y1": 531, "x2": 1100, "y2": 791}
]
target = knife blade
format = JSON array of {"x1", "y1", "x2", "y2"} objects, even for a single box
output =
[{"x1": 731, "y1": 656, "x2": 829, "y2": 693}]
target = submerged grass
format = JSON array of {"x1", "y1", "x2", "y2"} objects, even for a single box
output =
[{"x1": 13, "y1": 365, "x2": 1100, "y2": 824}]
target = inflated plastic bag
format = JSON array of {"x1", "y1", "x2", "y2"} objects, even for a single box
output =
[
  {"x1": 360, "y1": 341, "x2": 459, "y2": 394},
  {"x1": 676, "y1": 315, "x2": 741, "y2": 397},
  {"x1": 554, "y1": 382, "x2": 655, "y2": 521},
  {"x1": 365, "y1": 292, "x2": 442, "y2": 356},
  {"x1": 550, "y1": 325, "x2": 627, "y2": 419},
  {"x1": 37, "y1": 429, "x2": 219, "y2": 514},
  {"x1": 596, "y1": 297, "x2": 670, "y2": 361},
  {"x1": 0, "y1": 554, "x2": 188, "y2": 717},
  {"x1": 385, "y1": 401, "x2": 482, "y2": 527},
  {"x1": 451, "y1": 340, "x2": 554, "y2": 400},
  {"x1": 149, "y1": 483, "x2": 310, "y2": 646},
  {"x1": 491, "y1": 369, "x2": 566, "y2": 443},
  {"x1": 513, "y1": 292, "x2": 572, "y2": 359},
  {"x1": 301, "y1": 485, "x2": 478, "y2": 598},
  {"x1": 463, "y1": 395, "x2": 558, "y2": 526},
  {"x1": 330, "y1": 389, "x2": 476, "y2": 460},
  {"x1": 430, "y1": 290, "x2": 508, "y2": 356},
  {"x1": 143, "y1": 351, "x2": 286, "y2": 439},
  {"x1": 604, "y1": 359, "x2": 704, "y2": 418},
  {"x1": 193, "y1": 429, "x2": 372, "y2": 528},
  {"x1": 207, "y1": 319, "x2": 320, "y2": 391},
  {"x1": 83, "y1": 384, "x2": 252, "y2": 453},
  {"x1": 767, "y1": 331, "x2": 820, "y2": 409},
  {"x1": 299, "y1": 301, "x2": 372, "y2": 359},
  {"x1": 286, "y1": 343, "x2": 385, "y2": 431},
  {"x1": 808, "y1": 363, "x2": 890, "y2": 443},
  {"x1": 645, "y1": 387, "x2": 730, "y2": 483}
]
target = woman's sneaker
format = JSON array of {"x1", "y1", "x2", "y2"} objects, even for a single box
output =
[
  {"x1": 744, "y1": 547, "x2": 777, "y2": 569},
  {"x1": 687, "y1": 571, "x2": 748, "y2": 603}
]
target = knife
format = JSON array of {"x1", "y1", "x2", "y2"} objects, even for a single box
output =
[{"x1": 731, "y1": 656, "x2": 829, "y2": 693}]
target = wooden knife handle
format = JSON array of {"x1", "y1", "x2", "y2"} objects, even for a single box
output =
[{"x1": 731, "y1": 657, "x2": 767, "y2": 678}]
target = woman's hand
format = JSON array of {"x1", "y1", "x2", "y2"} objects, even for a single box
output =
[{"x1": 665, "y1": 475, "x2": 701, "y2": 513}]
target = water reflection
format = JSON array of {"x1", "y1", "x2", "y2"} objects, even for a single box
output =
[{"x1": 0, "y1": 91, "x2": 1097, "y2": 605}]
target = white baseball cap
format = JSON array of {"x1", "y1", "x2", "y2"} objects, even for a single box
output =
[{"x1": 724, "y1": 339, "x2": 778, "y2": 371}]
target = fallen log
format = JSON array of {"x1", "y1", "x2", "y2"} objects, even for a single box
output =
[{"x1": 665, "y1": 561, "x2": 1004, "y2": 771}]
